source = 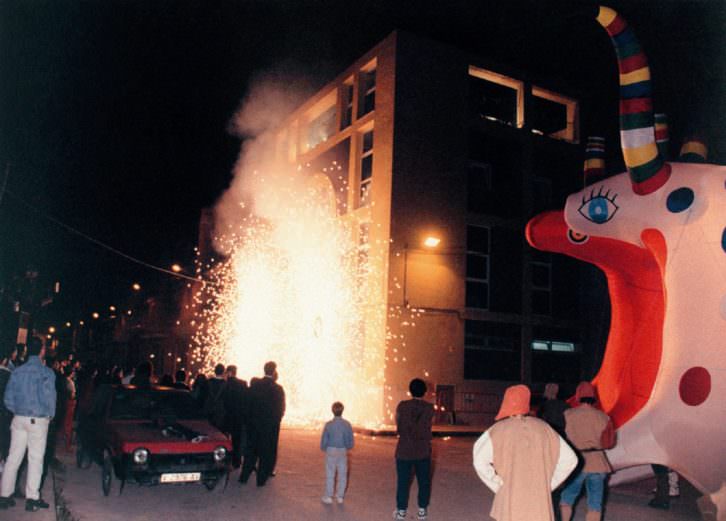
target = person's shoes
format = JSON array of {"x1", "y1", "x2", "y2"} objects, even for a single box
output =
[
  {"x1": 238, "y1": 471, "x2": 251, "y2": 484},
  {"x1": 12, "y1": 490, "x2": 25, "y2": 499},
  {"x1": 321, "y1": 496, "x2": 333, "y2": 504},
  {"x1": 336, "y1": 497, "x2": 344, "y2": 504},
  {"x1": 256, "y1": 478, "x2": 267, "y2": 487},
  {"x1": 393, "y1": 509, "x2": 407, "y2": 520},
  {"x1": 648, "y1": 499, "x2": 670, "y2": 510},
  {"x1": 25, "y1": 499, "x2": 50, "y2": 512},
  {"x1": 417, "y1": 507, "x2": 428, "y2": 520},
  {"x1": 0, "y1": 496, "x2": 16, "y2": 509}
]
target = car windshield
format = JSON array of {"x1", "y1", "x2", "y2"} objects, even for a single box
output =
[{"x1": 109, "y1": 388, "x2": 206, "y2": 421}]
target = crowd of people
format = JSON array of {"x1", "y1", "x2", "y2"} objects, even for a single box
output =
[{"x1": 0, "y1": 339, "x2": 679, "y2": 519}]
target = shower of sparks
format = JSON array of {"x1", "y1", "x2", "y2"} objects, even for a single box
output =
[{"x1": 191, "y1": 170, "x2": 385, "y2": 426}]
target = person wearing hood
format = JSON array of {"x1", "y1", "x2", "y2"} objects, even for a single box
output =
[
  {"x1": 559, "y1": 381, "x2": 616, "y2": 521},
  {"x1": 473, "y1": 384, "x2": 577, "y2": 521}
]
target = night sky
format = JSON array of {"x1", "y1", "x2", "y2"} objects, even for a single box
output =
[{"x1": 1, "y1": 0, "x2": 724, "y2": 321}]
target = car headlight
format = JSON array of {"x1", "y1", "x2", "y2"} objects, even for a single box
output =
[
  {"x1": 132, "y1": 448, "x2": 149, "y2": 465},
  {"x1": 213, "y1": 446, "x2": 227, "y2": 463}
]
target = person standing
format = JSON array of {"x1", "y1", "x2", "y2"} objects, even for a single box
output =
[
  {"x1": 0, "y1": 346, "x2": 14, "y2": 471},
  {"x1": 320, "y1": 401, "x2": 354, "y2": 504},
  {"x1": 222, "y1": 365, "x2": 248, "y2": 469},
  {"x1": 393, "y1": 378, "x2": 434, "y2": 521},
  {"x1": 240, "y1": 361, "x2": 285, "y2": 486},
  {"x1": 0, "y1": 337, "x2": 56, "y2": 512},
  {"x1": 559, "y1": 381, "x2": 616, "y2": 521},
  {"x1": 538, "y1": 382, "x2": 569, "y2": 435},
  {"x1": 473, "y1": 384, "x2": 577, "y2": 521},
  {"x1": 204, "y1": 363, "x2": 227, "y2": 430}
]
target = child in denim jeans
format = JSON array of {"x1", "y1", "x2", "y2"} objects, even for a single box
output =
[{"x1": 320, "y1": 402, "x2": 354, "y2": 504}]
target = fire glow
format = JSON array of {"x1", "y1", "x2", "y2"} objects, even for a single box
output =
[{"x1": 192, "y1": 170, "x2": 385, "y2": 426}]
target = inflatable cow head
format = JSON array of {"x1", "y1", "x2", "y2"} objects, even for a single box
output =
[{"x1": 527, "y1": 6, "x2": 726, "y2": 519}]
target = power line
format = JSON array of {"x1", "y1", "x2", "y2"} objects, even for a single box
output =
[{"x1": 3, "y1": 188, "x2": 208, "y2": 285}]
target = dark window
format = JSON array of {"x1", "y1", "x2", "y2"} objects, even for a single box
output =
[
  {"x1": 532, "y1": 289, "x2": 551, "y2": 315},
  {"x1": 359, "y1": 69, "x2": 376, "y2": 117},
  {"x1": 341, "y1": 83, "x2": 354, "y2": 129},
  {"x1": 467, "y1": 225, "x2": 490, "y2": 254},
  {"x1": 466, "y1": 225, "x2": 490, "y2": 310},
  {"x1": 464, "y1": 320, "x2": 521, "y2": 380},
  {"x1": 358, "y1": 130, "x2": 374, "y2": 208},
  {"x1": 530, "y1": 94, "x2": 568, "y2": 136},
  {"x1": 465, "y1": 281, "x2": 489, "y2": 309},
  {"x1": 469, "y1": 75, "x2": 518, "y2": 126}
]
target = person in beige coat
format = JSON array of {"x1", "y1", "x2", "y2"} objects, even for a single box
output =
[
  {"x1": 559, "y1": 381, "x2": 615, "y2": 521},
  {"x1": 473, "y1": 384, "x2": 577, "y2": 521}
]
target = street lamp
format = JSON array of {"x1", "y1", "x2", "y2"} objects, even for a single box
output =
[
  {"x1": 423, "y1": 236, "x2": 441, "y2": 248},
  {"x1": 171, "y1": 264, "x2": 182, "y2": 273},
  {"x1": 92, "y1": 312, "x2": 100, "y2": 319},
  {"x1": 131, "y1": 283, "x2": 141, "y2": 291}
]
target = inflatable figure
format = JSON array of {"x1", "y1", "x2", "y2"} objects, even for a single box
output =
[{"x1": 527, "y1": 6, "x2": 726, "y2": 519}]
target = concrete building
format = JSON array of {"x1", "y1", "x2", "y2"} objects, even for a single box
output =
[{"x1": 270, "y1": 31, "x2": 595, "y2": 424}]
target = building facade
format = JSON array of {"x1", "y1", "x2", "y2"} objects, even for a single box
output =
[{"x1": 270, "y1": 31, "x2": 597, "y2": 424}]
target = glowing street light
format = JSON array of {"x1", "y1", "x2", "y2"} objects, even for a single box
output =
[
  {"x1": 131, "y1": 282, "x2": 141, "y2": 291},
  {"x1": 109, "y1": 305, "x2": 116, "y2": 312},
  {"x1": 92, "y1": 312, "x2": 100, "y2": 319},
  {"x1": 423, "y1": 236, "x2": 441, "y2": 248},
  {"x1": 48, "y1": 326, "x2": 56, "y2": 334},
  {"x1": 171, "y1": 264, "x2": 182, "y2": 273},
  {"x1": 65, "y1": 322, "x2": 71, "y2": 327}
]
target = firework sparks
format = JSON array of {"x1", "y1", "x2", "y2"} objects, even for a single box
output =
[{"x1": 192, "y1": 169, "x2": 385, "y2": 426}]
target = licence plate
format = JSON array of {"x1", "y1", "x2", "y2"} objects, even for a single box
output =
[{"x1": 160, "y1": 472, "x2": 201, "y2": 483}]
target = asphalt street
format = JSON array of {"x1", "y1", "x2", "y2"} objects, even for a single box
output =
[{"x1": 42, "y1": 428, "x2": 704, "y2": 521}]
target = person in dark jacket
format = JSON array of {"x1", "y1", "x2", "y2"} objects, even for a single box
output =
[
  {"x1": 0, "y1": 346, "x2": 14, "y2": 466},
  {"x1": 204, "y1": 364, "x2": 227, "y2": 430},
  {"x1": 239, "y1": 361, "x2": 285, "y2": 486},
  {"x1": 172, "y1": 370, "x2": 190, "y2": 390},
  {"x1": 393, "y1": 378, "x2": 434, "y2": 521},
  {"x1": 538, "y1": 382, "x2": 569, "y2": 435},
  {"x1": 222, "y1": 365, "x2": 248, "y2": 469}
]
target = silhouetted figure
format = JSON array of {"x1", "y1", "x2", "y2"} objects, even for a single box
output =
[
  {"x1": 538, "y1": 383, "x2": 569, "y2": 435},
  {"x1": 240, "y1": 361, "x2": 285, "y2": 487},
  {"x1": 130, "y1": 361, "x2": 153, "y2": 387},
  {"x1": 159, "y1": 374, "x2": 174, "y2": 387},
  {"x1": 172, "y1": 370, "x2": 190, "y2": 390},
  {"x1": 204, "y1": 364, "x2": 227, "y2": 430},
  {"x1": 222, "y1": 365, "x2": 248, "y2": 468}
]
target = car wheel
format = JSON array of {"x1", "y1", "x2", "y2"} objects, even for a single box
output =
[
  {"x1": 204, "y1": 478, "x2": 219, "y2": 491},
  {"x1": 76, "y1": 444, "x2": 92, "y2": 469},
  {"x1": 101, "y1": 450, "x2": 113, "y2": 496}
]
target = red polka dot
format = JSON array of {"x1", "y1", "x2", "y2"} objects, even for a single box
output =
[{"x1": 679, "y1": 367, "x2": 711, "y2": 406}]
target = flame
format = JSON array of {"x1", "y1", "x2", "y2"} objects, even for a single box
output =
[{"x1": 192, "y1": 170, "x2": 384, "y2": 426}]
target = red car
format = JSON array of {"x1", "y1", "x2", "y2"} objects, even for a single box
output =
[{"x1": 76, "y1": 384, "x2": 231, "y2": 495}]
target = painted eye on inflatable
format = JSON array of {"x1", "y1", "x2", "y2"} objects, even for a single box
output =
[{"x1": 578, "y1": 188, "x2": 619, "y2": 224}]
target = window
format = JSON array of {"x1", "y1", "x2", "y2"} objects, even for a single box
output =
[
  {"x1": 358, "y1": 130, "x2": 374, "y2": 207},
  {"x1": 464, "y1": 320, "x2": 521, "y2": 380},
  {"x1": 466, "y1": 225, "x2": 490, "y2": 309},
  {"x1": 531, "y1": 339, "x2": 576, "y2": 353},
  {"x1": 359, "y1": 65, "x2": 376, "y2": 117},
  {"x1": 306, "y1": 104, "x2": 336, "y2": 151},
  {"x1": 340, "y1": 81, "x2": 354, "y2": 130},
  {"x1": 531, "y1": 259, "x2": 551, "y2": 315},
  {"x1": 531, "y1": 86, "x2": 579, "y2": 143},
  {"x1": 468, "y1": 66, "x2": 524, "y2": 128}
]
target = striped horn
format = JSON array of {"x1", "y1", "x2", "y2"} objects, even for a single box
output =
[
  {"x1": 596, "y1": 6, "x2": 671, "y2": 195},
  {"x1": 584, "y1": 136, "x2": 607, "y2": 186},
  {"x1": 679, "y1": 137, "x2": 708, "y2": 163}
]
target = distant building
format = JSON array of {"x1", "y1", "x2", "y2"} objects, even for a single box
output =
[{"x1": 251, "y1": 32, "x2": 599, "y2": 423}]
